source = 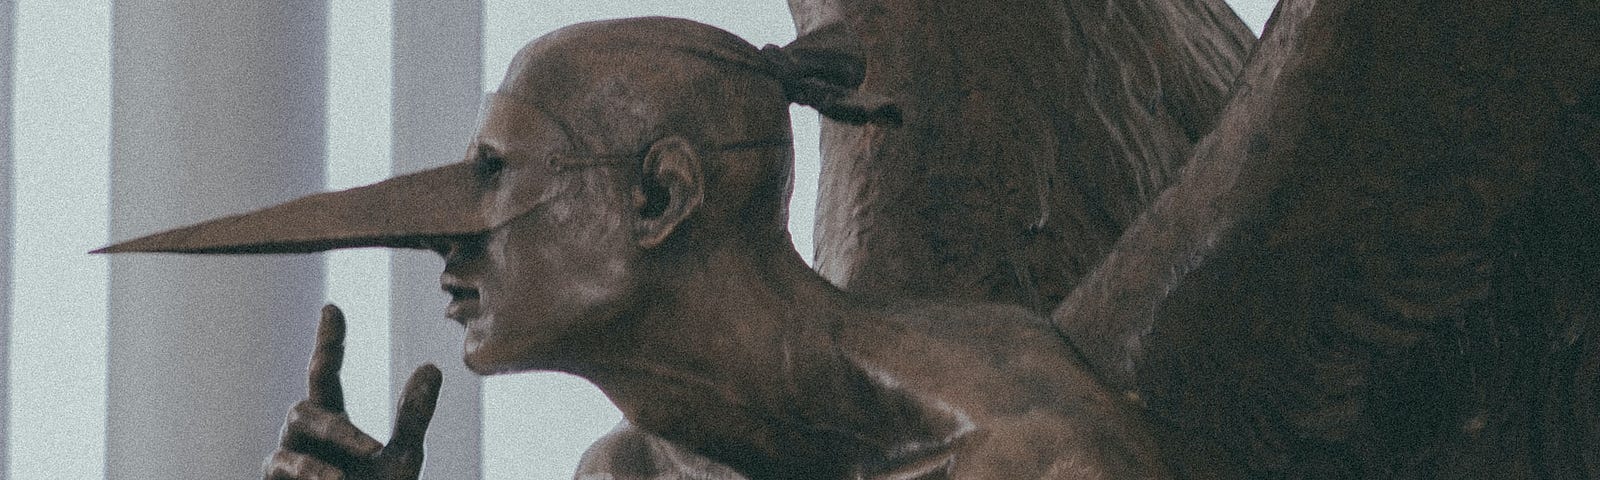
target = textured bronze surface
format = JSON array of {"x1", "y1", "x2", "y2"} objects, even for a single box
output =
[
  {"x1": 583, "y1": 0, "x2": 1258, "y2": 476},
  {"x1": 97, "y1": 0, "x2": 1600, "y2": 478},
  {"x1": 1055, "y1": 0, "x2": 1600, "y2": 476},
  {"x1": 796, "y1": 0, "x2": 1253, "y2": 314}
]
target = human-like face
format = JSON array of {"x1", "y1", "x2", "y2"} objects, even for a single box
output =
[{"x1": 438, "y1": 96, "x2": 644, "y2": 374}]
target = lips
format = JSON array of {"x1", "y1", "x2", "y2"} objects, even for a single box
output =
[
  {"x1": 445, "y1": 297, "x2": 480, "y2": 323},
  {"x1": 442, "y1": 278, "x2": 482, "y2": 323}
]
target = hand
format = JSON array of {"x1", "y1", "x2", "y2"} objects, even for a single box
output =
[{"x1": 264, "y1": 305, "x2": 443, "y2": 480}]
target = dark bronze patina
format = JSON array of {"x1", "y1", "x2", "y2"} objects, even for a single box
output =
[{"x1": 97, "y1": 0, "x2": 1599, "y2": 478}]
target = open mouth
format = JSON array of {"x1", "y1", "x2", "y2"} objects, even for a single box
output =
[
  {"x1": 442, "y1": 280, "x2": 481, "y2": 322},
  {"x1": 444, "y1": 284, "x2": 479, "y2": 301}
]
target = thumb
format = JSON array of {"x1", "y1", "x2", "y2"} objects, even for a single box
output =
[{"x1": 385, "y1": 364, "x2": 443, "y2": 458}]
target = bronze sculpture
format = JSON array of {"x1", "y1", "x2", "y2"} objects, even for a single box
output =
[
  {"x1": 97, "y1": 0, "x2": 1599, "y2": 478},
  {"x1": 104, "y1": 17, "x2": 1189, "y2": 479}
]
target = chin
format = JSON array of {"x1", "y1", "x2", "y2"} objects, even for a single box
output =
[
  {"x1": 462, "y1": 356, "x2": 510, "y2": 375},
  {"x1": 462, "y1": 351, "x2": 521, "y2": 375},
  {"x1": 462, "y1": 343, "x2": 519, "y2": 375},
  {"x1": 459, "y1": 319, "x2": 521, "y2": 375},
  {"x1": 462, "y1": 342, "x2": 555, "y2": 375}
]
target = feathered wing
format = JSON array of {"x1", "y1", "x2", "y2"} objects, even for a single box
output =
[
  {"x1": 1053, "y1": 0, "x2": 1600, "y2": 476},
  {"x1": 796, "y1": 0, "x2": 1254, "y2": 313}
]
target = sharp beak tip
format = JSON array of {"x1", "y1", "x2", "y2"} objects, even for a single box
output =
[
  {"x1": 90, "y1": 237, "x2": 174, "y2": 255},
  {"x1": 90, "y1": 241, "x2": 143, "y2": 255}
]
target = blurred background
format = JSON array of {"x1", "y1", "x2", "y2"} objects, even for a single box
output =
[{"x1": 1, "y1": 1, "x2": 1277, "y2": 478}]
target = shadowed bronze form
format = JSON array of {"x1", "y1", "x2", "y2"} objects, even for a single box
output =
[
  {"x1": 796, "y1": 0, "x2": 1254, "y2": 314},
  {"x1": 1056, "y1": 0, "x2": 1600, "y2": 476},
  {"x1": 97, "y1": 0, "x2": 1599, "y2": 478}
]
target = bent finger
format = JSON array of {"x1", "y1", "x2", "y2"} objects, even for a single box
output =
[
  {"x1": 308, "y1": 304, "x2": 347, "y2": 412},
  {"x1": 282, "y1": 400, "x2": 384, "y2": 459},
  {"x1": 264, "y1": 449, "x2": 346, "y2": 480}
]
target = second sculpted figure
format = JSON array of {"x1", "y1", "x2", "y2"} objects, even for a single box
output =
[{"x1": 101, "y1": 17, "x2": 1194, "y2": 480}]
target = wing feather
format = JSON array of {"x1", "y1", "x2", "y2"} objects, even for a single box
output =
[{"x1": 1052, "y1": 0, "x2": 1600, "y2": 475}]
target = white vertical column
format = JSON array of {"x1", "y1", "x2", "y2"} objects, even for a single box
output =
[
  {"x1": 9, "y1": 2, "x2": 111, "y2": 478},
  {"x1": 392, "y1": 2, "x2": 484, "y2": 478},
  {"x1": 106, "y1": 2, "x2": 327, "y2": 478},
  {"x1": 326, "y1": 0, "x2": 396, "y2": 442},
  {"x1": 0, "y1": 0, "x2": 13, "y2": 475}
]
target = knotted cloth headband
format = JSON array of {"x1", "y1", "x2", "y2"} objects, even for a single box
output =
[{"x1": 755, "y1": 22, "x2": 902, "y2": 126}]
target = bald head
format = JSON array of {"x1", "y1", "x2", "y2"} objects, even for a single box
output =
[
  {"x1": 488, "y1": 18, "x2": 809, "y2": 242},
  {"x1": 498, "y1": 17, "x2": 791, "y2": 157}
]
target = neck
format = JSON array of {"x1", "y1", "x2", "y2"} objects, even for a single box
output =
[{"x1": 565, "y1": 237, "x2": 954, "y2": 478}]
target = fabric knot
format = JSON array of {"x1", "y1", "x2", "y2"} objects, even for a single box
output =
[{"x1": 758, "y1": 23, "x2": 901, "y2": 126}]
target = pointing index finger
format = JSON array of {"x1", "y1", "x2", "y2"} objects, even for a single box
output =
[{"x1": 308, "y1": 304, "x2": 347, "y2": 412}]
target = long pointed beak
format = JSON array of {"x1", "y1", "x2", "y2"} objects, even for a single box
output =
[{"x1": 93, "y1": 162, "x2": 489, "y2": 254}]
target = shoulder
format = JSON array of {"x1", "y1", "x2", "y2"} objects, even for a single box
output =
[
  {"x1": 839, "y1": 298, "x2": 1112, "y2": 415},
  {"x1": 856, "y1": 298, "x2": 1078, "y2": 372},
  {"x1": 841, "y1": 300, "x2": 1183, "y2": 479},
  {"x1": 576, "y1": 422, "x2": 745, "y2": 480}
]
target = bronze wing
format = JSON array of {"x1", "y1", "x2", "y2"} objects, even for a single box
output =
[
  {"x1": 1052, "y1": 0, "x2": 1600, "y2": 476},
  {"x1": 796, "y1": 0, "x2": 1255, "y2": 314}
]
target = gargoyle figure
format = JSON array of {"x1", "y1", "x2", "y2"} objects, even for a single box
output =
[{"x1": 98, "y1": 0, "x2": 1599, "y2": 477}]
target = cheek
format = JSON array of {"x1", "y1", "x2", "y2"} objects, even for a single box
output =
[
  {"x1": 498, "y1": 199, "x2": 634, "y2": 301},
  {"x1": 473, "y1": 195, "x2": 638, "y2": 359}
]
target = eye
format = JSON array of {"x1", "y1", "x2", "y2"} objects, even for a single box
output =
[{"x1": 474, "y1": 149, "x2": 506, "y2": 180}]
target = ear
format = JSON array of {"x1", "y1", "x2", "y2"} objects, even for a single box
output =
[{"x1": 632, "y1": 136, "x2": 704, "y2": 249}]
